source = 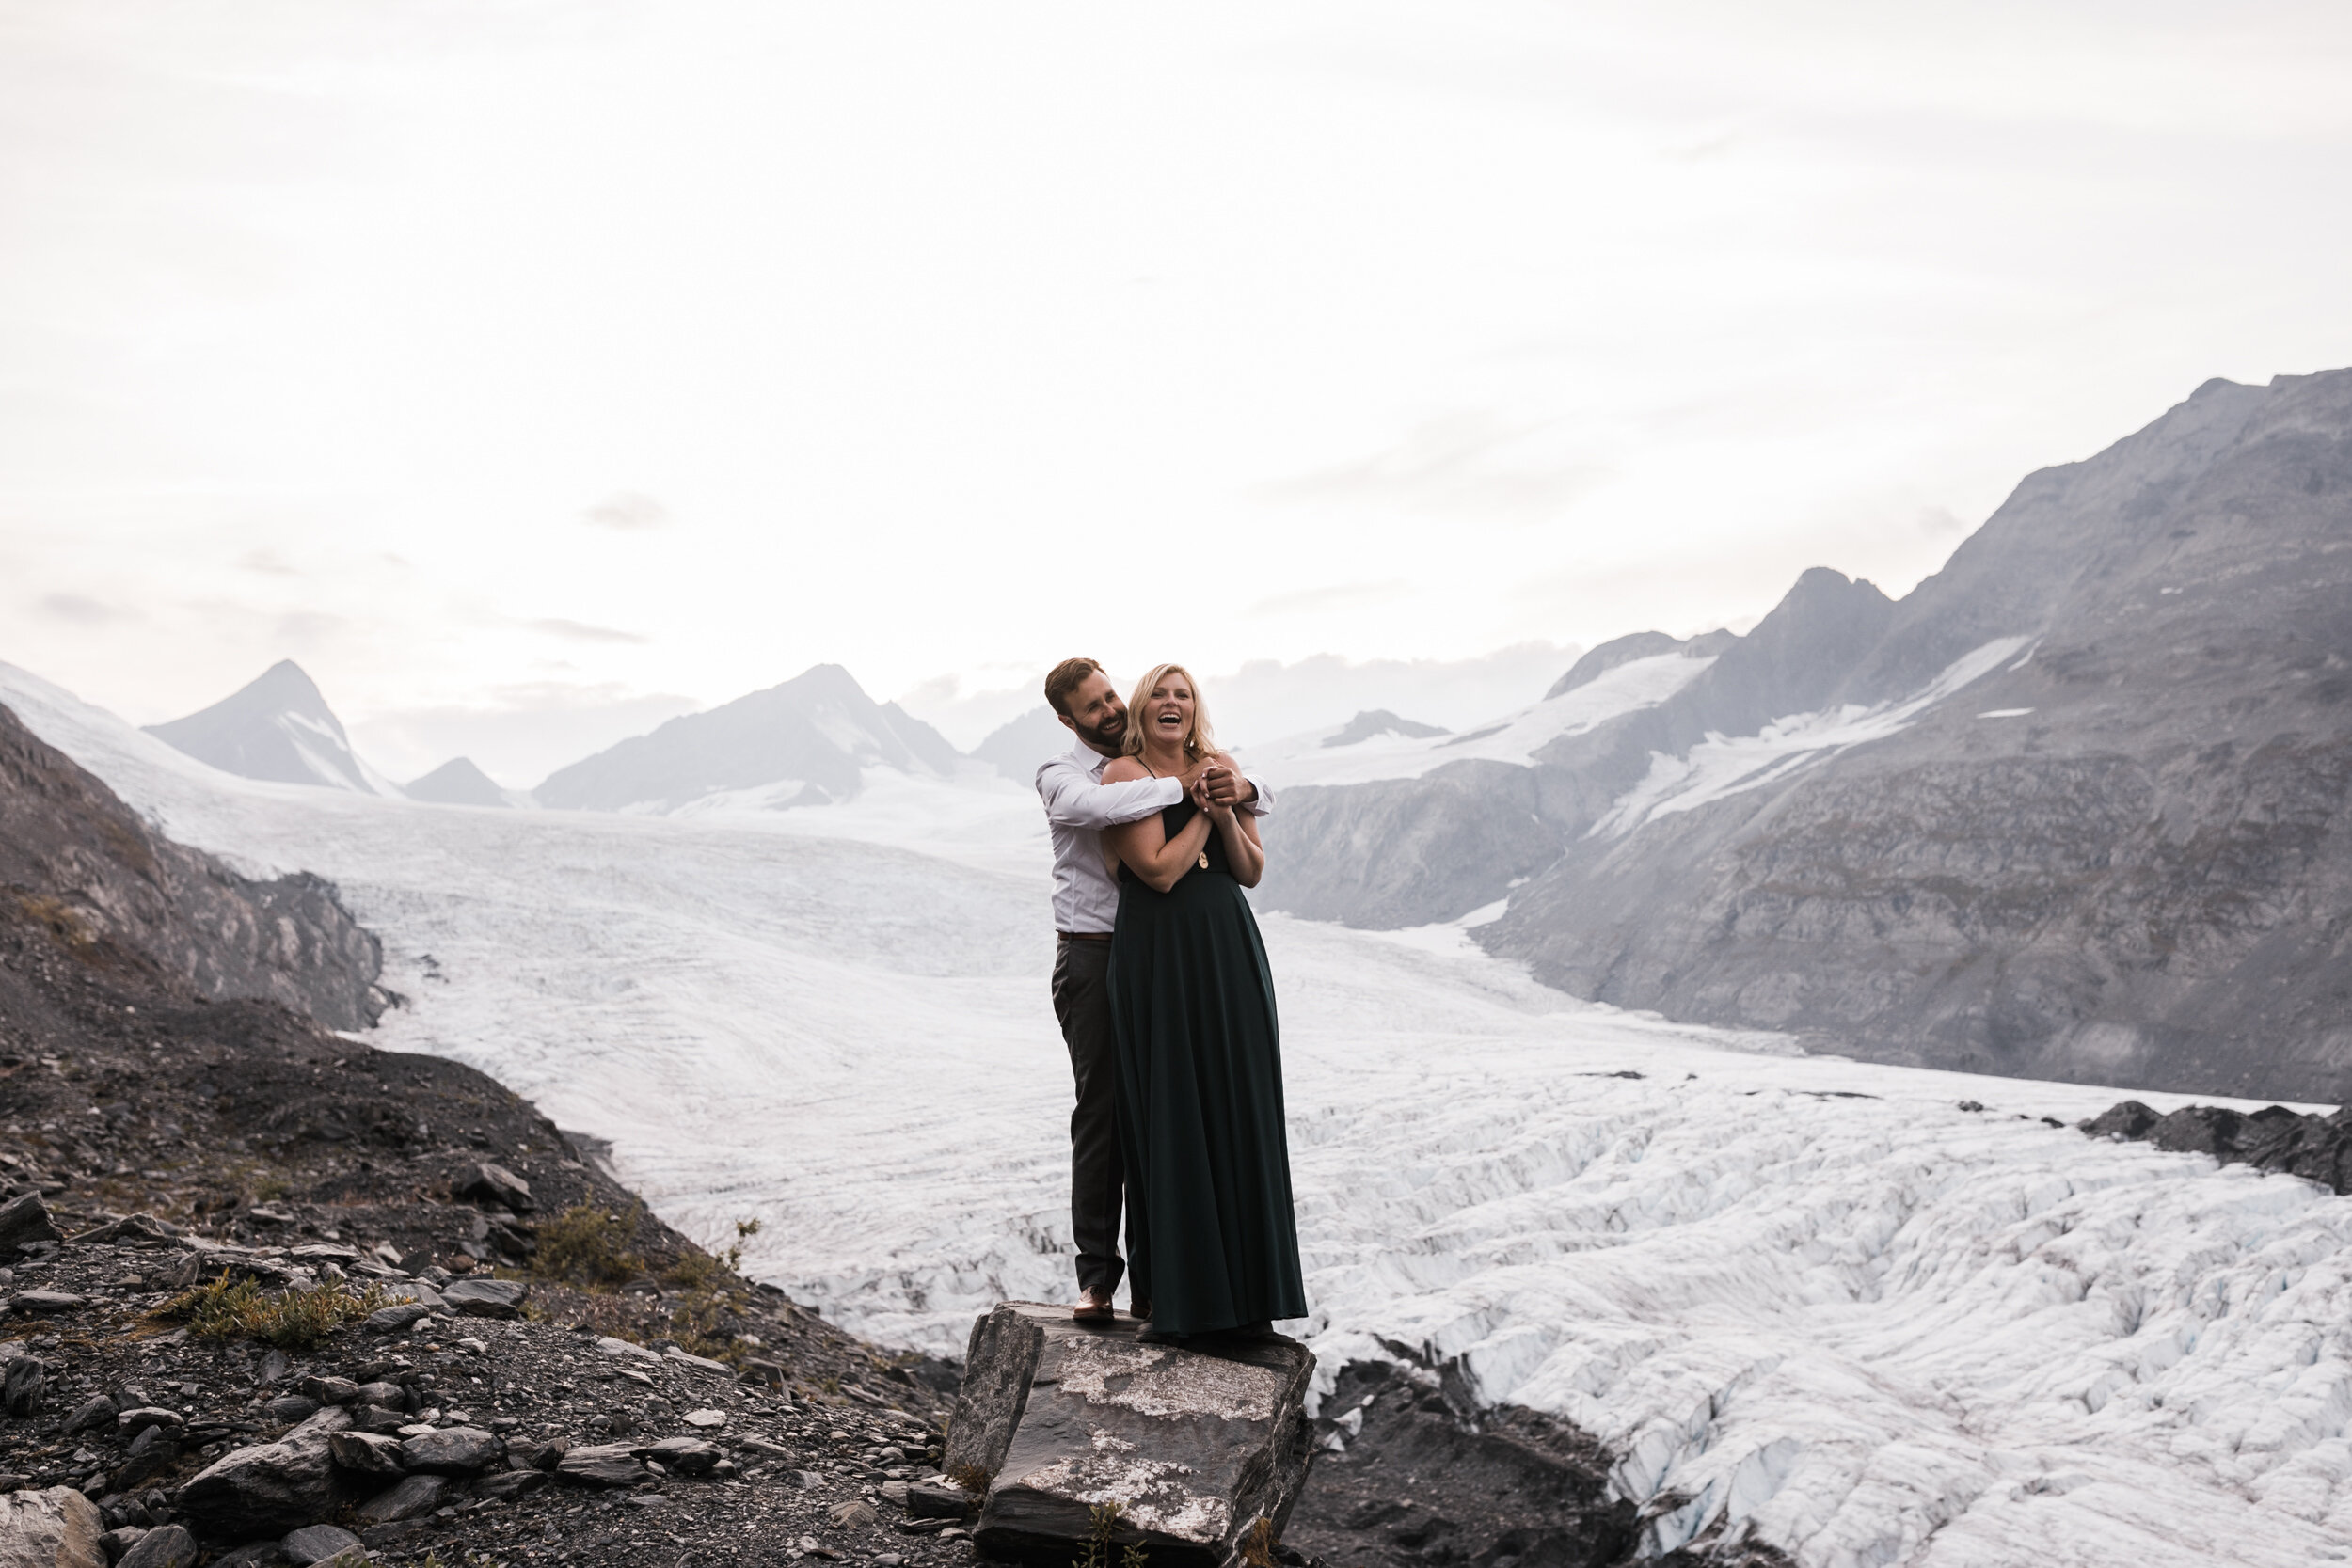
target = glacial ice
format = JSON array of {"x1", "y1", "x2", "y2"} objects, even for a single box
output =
[{"x1": 4, "y1": 657, "x2": 2349, "y2": 1564}]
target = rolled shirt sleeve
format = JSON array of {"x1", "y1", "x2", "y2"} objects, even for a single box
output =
[{"x1": 1037, "y1": 756, "x2": 1184, "y2": 831}]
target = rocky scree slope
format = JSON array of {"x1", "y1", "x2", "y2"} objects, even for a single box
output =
[
  {"x1": 1263, "y1": 370, "x2": 2352, "y2": 1102},
  {"x1": 0, "y1": 699, "x2": 996, "y2": 1565}
]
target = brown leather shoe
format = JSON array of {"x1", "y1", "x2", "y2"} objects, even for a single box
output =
[{"x1": 1073, "y1": 1288, "x2": 1116, "y2": 1322}]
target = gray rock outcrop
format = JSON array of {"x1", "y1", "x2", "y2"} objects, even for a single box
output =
[
  {"x1": 946, "y1": 1302, "x2": 1313, "y2": 1568},
  {"x1": 0, "y1": 1486, "x2": 104, "y2": 1568},
  {"x1": 0, "y1": 701, "x2": 388, "y2": 1031},
  {"x1": 175, "y1": 1407, "x2": 352, "y2": 1535}
]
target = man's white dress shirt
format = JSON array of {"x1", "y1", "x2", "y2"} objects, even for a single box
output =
[{"x1": 1036, "y1": 743, "x2": 1274, "y2": 934}]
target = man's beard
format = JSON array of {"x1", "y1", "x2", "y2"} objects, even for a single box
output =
[{"x1": 1076, "y1": 712, "x2": 1126, "y2": 754}]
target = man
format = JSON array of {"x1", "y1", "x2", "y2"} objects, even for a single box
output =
[{"x1": 1037, "y1": 657, "x2": 1271, "y2": 1323}]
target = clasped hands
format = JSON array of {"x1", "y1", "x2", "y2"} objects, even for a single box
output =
[{"x1": 1192, "y1": 764, "x2": 1245, "y2": 818}]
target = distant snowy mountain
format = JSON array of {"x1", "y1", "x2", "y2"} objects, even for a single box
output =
[
  {"x1": 405, "y1": 756, "x2": 514, "y2": 808},
  {"x1": 145, "y1": 659, "x2": 398, "y2": 796},
  {"x1": 534, "y1": 662, "x2": 964, "y2": 811},
  {"x1": 1263, "y1": 369, "x2": 2352, "y2": 1102},
  {"x1": 971, "y1": 705, "x2": 1076, "y2": 782}
]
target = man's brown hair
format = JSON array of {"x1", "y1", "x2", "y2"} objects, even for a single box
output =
[{"x1": 1043, "y1": 657, "x2": 1105, "y2": 719}]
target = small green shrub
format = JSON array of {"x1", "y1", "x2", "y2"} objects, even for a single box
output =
[
  {"x1": 156, "y1": 1273, "x2": 388, "y2": 1351},
  {"x1": 532, "y1": 1203, "x2": 644, "y2": 1289}
]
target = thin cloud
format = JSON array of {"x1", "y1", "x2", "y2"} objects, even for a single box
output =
[
  {"x1": 528, "y1": 617, "x2": 650, "y2": 645},
  {"x1": 1248, "y1": 580, "x2": 1410, "y2": 617},
  {"x1": 1259, "y1": 414, "x2": 1613, "y2": 523},
  {"x1": 38, "y1": 593, "x2": 128, "y2": 625},
  {"x1": 239, "y1": 548, "x2": 301, "y2": 576},
  {"x1": 584, "y1": 492, "x2": 670, "y2": 531}
]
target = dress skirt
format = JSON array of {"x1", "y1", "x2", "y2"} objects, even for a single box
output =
[{"x1": 1107, "y1": 834, "x2": 1307, "y2": 1336}]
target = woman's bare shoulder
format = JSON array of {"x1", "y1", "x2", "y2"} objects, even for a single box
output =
[
  {"x1": 1100, "y1": 756, "x2": 1149, "y2": 784},
  {"x1": 1206, "y1": 750, "x2": 1242, "y2": 772}
]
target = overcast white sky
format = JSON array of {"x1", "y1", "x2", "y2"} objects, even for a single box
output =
[{"x1": 5, "y1": 1, "x2": 2350, "y2": 780}]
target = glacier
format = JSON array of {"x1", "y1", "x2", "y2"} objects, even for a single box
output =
[{"x1": 3, "y1": 657, "x2": 2349, "y2": 1564}]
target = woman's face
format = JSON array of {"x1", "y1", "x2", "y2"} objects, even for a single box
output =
[{"x1": 1144, "y1": 674, "x2": 1195, "y2": 747}]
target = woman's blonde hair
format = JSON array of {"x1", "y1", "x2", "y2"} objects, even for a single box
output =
[{"x1": 1123, "y1": 663, "x2": 1216, "y2": 764}]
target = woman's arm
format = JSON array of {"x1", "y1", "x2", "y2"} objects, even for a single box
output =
[
  {"x1": 1102, "y1": 759, "x2": 1215, "y2": 893},
  {"x1": 1198, "y1": 753, "x2": 1266, "y2": 888}
]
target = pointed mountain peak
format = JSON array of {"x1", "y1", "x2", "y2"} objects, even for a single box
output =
[
  {"x1": 146, "y1": 661, "x2": 390, "y2": 796},
  {"x1": 406, "y1": 756, "x2": 511, "y2": 808}
]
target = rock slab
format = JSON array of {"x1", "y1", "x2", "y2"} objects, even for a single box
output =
[
  {"x1": 175, "y1": 1407, "x2": 352, "y2": 1536},
  {"x1": 946, "y1": 1302, "x2": 1313, "y2": 1568},
  {"x1": 0, "y1": 1486, "x2": 104, "y2": 1568}
]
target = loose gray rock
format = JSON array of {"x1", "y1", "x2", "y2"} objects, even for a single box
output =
[
  {"x1": 8, "y1": 1291, "x2": 85, "y2": 1316},
  {"x1": 453, "y1": 1162, "x2": 533, "y2": 1212},
  {"x1": 278, "y1": 1524, "x2": 362, "y2": 1566},
  {"x1": 555, "y1": 1443, "x2": 645, "y2": 1488},
  {"x1": 96, "y1": 1525, "x2": 148, "y2": 1562},
  {"x1": 297, "y1": 1376, "x2": 358, "y2": 1406},
  {"x1": 353, "y1": 1472, "x2": 450, "y2": 1526},
  {"x1": 262, "y1": 1395, "x2": 320, "y2": 1426},
  {"x1": 0, "y1": 1193, "x2": 62, "y2": 1256},
  {"x1": 62, "y1": 1215, "x2": 178, "y2": 1249},
  {"x1": 114, "y1": 1524, "x2": 197, "y2": 1568},
  {"x1": 399, "y1": 1426, "x2": 501, "y2": 1475},
  {"x1": 60, "y1": 1395, "x2": 117, "y2": 1435},
  {"x1": 326, "y1": 1431, "x2": 406, "y2": 1478},
  {"x1": 950, "y1": 1302, "x2": 1313, "y2": 1568},
  {"x1": 0, "y1": 1486, "x2": 103, "y2": 1568},
  {"x1": 641, "y1": 1436, "x2": 719, "y2": 1477},
  {"x1": 906, "y1": 1481, "x2": 974, "y2": 1520},
  {"x1": 828, "y1": 1500, "x2": 878, "y2": 1528},
  {"x1": 115, "y1": 1409, "x2": 183, "y2": 1440},
  {"x1": 347, "y1": 1405, "x2": 409, "y2": 1436},
  {"x1": 3, "y1": 1354, "x2": 44, "y2": 1417},
  {"x1": 351, "y1": 1381, "x2": 406, "y2": 1410},
  {"x1": 473, "y1": 1469, "x2": 548, "y2": 1501},
  {"x1": 361, "y1": 1303, "x2": 428, "y2": 1337},
  {"x1": 206, "y1": 1542, "x2": 286, "y2": 1568},
  {"x1": 175, "y1": 1407, "x2": 352, "y2": 1536},
  {"x1": 439, "y1": 1277, "x2": 527, "y2": 1319}
]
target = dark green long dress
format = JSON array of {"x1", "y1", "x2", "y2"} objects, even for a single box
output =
[{"x1": 1108, "y1": 794, "x2": 1308, "y2": 1336}]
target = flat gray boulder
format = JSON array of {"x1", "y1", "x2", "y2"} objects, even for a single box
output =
[
  {"x1": 440, "y1": 1276, "x2": 527, "y2": 1319},
  {"x1": 400, "y1": 1426, "x2": 501, "y2": 1474},
  {"x1": 557, "y1": 1442, "x2": 645, "y2": 1488},
  {"x1": 353, "y1": 1472, "x2": 450, "y2": 1526},
  {"x1": 946, "y1": 1302, "x2": 1313, "y2": 1568},
  {"x1": 0, "y1": 1485, "x2": 104, "y2": 1568},
  {"x1": 176, "y1": 1406, "x2": 352, "y2": 1536}
]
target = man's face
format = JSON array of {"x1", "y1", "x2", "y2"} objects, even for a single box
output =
[{"x1": 1057, "y1": 671, "x2": 1128, "y2": 756}]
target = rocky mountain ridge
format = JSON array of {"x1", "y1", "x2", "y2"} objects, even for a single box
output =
[{"x1": 1262, "y1": 369, "x2": 2352, "y2": 1102}]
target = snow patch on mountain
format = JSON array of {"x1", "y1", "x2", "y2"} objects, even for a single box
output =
[
  {"x1": 1240, "y1": 651, "x2": 1714, "y2": 789},
  {"x1": 1590, "y1": 635, "x2": 2036, "y2": 839}
]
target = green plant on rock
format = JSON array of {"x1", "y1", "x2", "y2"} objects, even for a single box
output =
[
  {"x1": 532, "y1": 1202, "x2": 645, "y2": 1289},
  {"x1": 155, "y1": 1273, "x2": 389, "y2": 1351},
  {"x1": 723, "y1": 1215, "x2": 762, "y2": 1272},
  {"x1": 1077, "y1": 1500, "x2": 1135, "y2": 1568}
]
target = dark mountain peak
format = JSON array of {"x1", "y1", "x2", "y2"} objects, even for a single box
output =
[
  {"x1": 145, "y1": 660, "x2": 382, "y2": 795},
  {"x1": 1321, "y1": 710, "x2": 1449, "y2": 749},
  {"x1": 406, "y1": 756, "x2": 510, "y2": 808}
]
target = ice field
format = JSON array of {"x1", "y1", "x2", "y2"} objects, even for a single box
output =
[{"x1": 8, "y1": 659, "x2": 2352, "y2": 1565}]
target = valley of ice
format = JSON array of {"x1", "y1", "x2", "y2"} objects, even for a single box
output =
[{"x1": 8, "y1": 658, "x2": 2352, "y2": 1565}]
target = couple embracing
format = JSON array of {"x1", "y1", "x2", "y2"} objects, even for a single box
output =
[{"x1": 1035, "y1": 657, "x2": 1306, "y2": 1343}]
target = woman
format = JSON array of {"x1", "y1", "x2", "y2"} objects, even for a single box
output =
[{"x1": 1101, "y1": 663, "x2": 1307, "y2": 1340}]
